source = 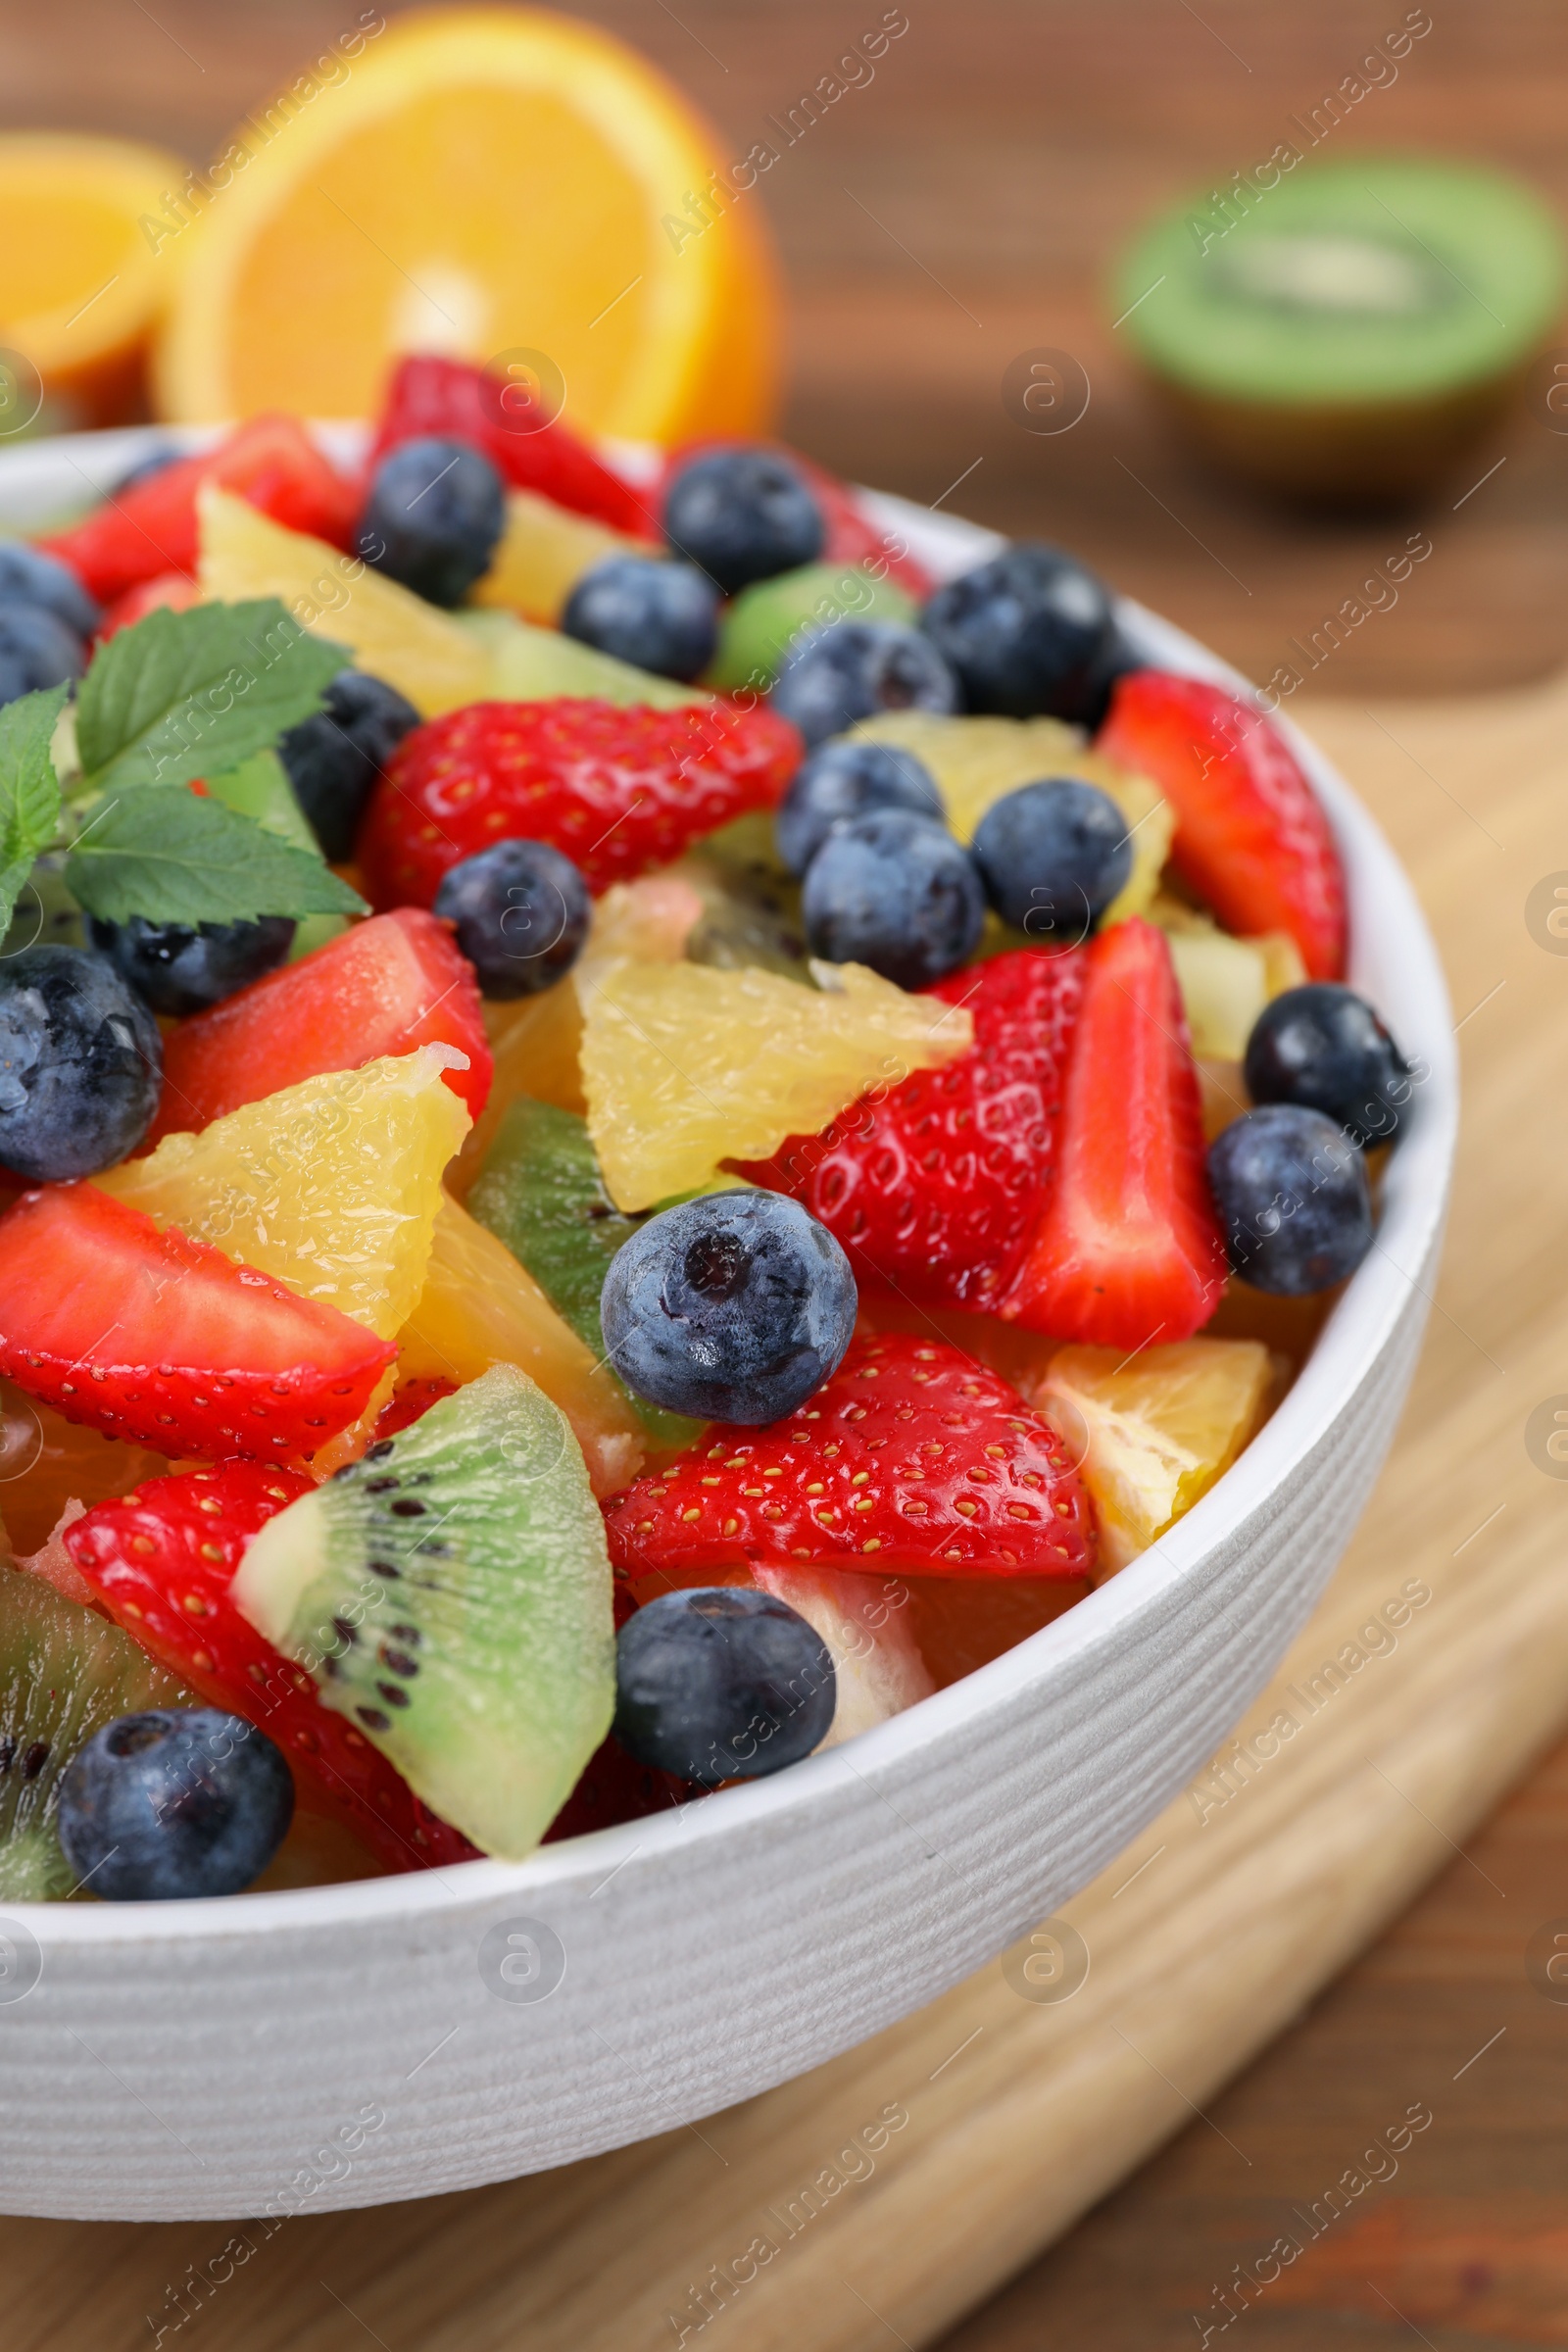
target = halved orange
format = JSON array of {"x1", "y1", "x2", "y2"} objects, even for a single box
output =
[
  {"x1": 0, "y1": 133, "x2": 186, "y2": 429},
  {"x1": 155, "y1": 6, "x2": 781, "y2": 445}
]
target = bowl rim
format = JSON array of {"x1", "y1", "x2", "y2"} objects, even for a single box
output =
[{"x1": 0, "y1": 432, "x2": 1457, "y2": 1946}]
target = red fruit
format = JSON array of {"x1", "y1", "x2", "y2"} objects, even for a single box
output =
[
  {"x1": 372, "y1": 1375, "x2": 458, "y2": 1442},
  {"x1": 148, "y1": 908, "x2": 491, "y2": 1145},
  {"x1": 543, "y1": 1734, "x2": 699, "y2": 1842},
  {"x1": 39, "y1": 415, "x2": 361, "y2": 606},
  {"x1": 1003, "y1": 917, "x2": 1225, "y2": 1348},
  {"x1": 368, "y1": 354, "x2": 651, "y2": 537},
  {"x1": 0, "y1": 1184, "x2": 395, "y2": 1457},
  {"x1": 737, "y1": 949, "x2": 1085, "y2": 1311},
  {"x1": 64, "y1": 1465, "x2": 476, "y2": 1873},
  {"x1": 1097, "y1": 669, "x2": 1347, "y2": 981},
  {"x1": 96, "y1": 570, "x2": 200, "y2": 641},
  {"x1": 359, "y1": 698, "x2": 803, "y2": 907},
  {"x1": 662, "y1": 439, "x2": 933, "y2": 599},
  {"x1": 603, "y1": 1335, "x2": 1096, "y2": 1583}
]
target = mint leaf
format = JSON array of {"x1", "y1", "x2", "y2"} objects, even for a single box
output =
[
  {"x1": 65, "y1": 788, "x2": 368, "y2": 927},
  {"x1": 0, "y1": 683, "x2": 68, "y2": 936},
  {"x1": 75, "y1": 600, "x2": 349, "y2": 795}
]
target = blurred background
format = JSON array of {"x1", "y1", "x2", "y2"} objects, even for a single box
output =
[
  {"x1": 5, "y1": 5, "x2": 1567, "y2": 2347},
  {"x1": 3, "y1": 0, "x2": 1566, "y2": 702}
]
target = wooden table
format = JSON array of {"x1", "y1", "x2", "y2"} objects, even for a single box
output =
[{"x1": 5, "y1": 3, "x2": 1568, "y2": 2344}]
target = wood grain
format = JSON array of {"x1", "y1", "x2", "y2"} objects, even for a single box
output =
[
  {"x1": 5, "y1": 670, "x2": 1564, "y2": 2350},
  {"x1": 1, "y1": 1, "x2": 1566, "y2": 2341}
]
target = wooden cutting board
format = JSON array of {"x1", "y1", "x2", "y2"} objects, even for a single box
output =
[{"x1": 11, "y1": 672, "x2": 1568, "y2": 2352}]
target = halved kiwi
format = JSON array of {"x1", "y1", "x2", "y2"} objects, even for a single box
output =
[
  {"x1": 1115, "y1": 156, "x2": 1565, "y2": 501},
  {"x1": 0, "y1": 1571, "x2": 196, "y2": 1899},
  {"x1": 231, "y1": 1366, "x2": 614, "y2": 1861}
]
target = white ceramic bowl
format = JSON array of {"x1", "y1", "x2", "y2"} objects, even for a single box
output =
[{"x1": 0, "y1": 432, "x2": 1455, "y2": 2221}]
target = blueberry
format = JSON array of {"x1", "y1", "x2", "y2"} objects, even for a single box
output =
[
  {"x1": 663, "y1": 447, "x2": 825, "y2": 596},
  {"x1": 601, "y1": 1190, "x2": 857, "y2": 1424},
  {"x1": 775, "y1": 738, "x2": 947, "y2": 876},
  {"x1": 770, "y1": 620, "x2": 959, "y2": 749},
  {"x1": 613, "y1": 1587, "x2": 836, "y2": 1788},
  {"x1": 802, "y1": 808, "x2": 984, "y2": 990},
  {"x1": 969, "y1": 776, "x2": 1132, "y2": 939},
  {"x1": 56, "y1": 1708, "x2": 294, "y2": 1900},
  {"x1": 921, "y1": 543, "x2": 1119, "y2": 722},
  {"x1": 358, "y1": 435, "x2": 506, "y2": 607},
  {"x1": 277, "y1": 668, "x2": 420, "y2": 862},
  {"x1": 0, "y1": 946, "x2": 162, "y2": 1181},
  {"x1": 1244, "y1": 983, "x2": 1414, "y2": 1149},
  {"x1": 0, "y1": 601, "x2": 86, "y2": 710},
  {"x1": 562, "y1": 555, "x2": 719, "y2": 681},
  {"x1": 432, "y1": 839, "x2": 591, "y2": 999},
  {"x1": 1207, "y1": 1104, "x2": 1373, "y2": 1296},
  {"x1": 87, "y1": 911, "x2": 296, "y2": 1017},
  {"x1": 0, "y1": 542, "x2": 100, "y2": 639},
  {"x1": 113, "y1": 442, "x2": 182, "y2": 496}
]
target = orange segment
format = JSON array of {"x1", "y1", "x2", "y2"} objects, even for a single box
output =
[
  {"x1": 154, "y1": 6, "x2": 781, "y2": 444},
  {"x1": 0, "y1": 133, "x2": 186, "y2": 429},
  {"x1": 472, "y1": 489, "x2": 659, "y2": 625},
  {"x1": 397, "y1": 1194, "x2": 645, "y2": 1496}
]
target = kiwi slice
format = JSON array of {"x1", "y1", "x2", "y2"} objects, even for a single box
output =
[
  {"x1": 467, "y1": 1100, "x2": 706, "y2": 1453},
  {"x1": 1115, "y1": 157, "x2": 1565, "y2": 500},
  {"x1": 673, "y1": 812, "x2": 811, "y2": 984},
  {"x1": 232, "y1": 1365, "x2": 614, "y2": 1862},
  {"x1": 0, "y1": 1572, "x2": 197, "y2": 1899},
  {"x1": 706, "y1": 562, "x2": 916, "y2": 692}
]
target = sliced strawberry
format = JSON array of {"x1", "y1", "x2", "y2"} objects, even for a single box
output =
[
  {"x1": 95, "y1": 569, "x2": 199, "y2": 641},
  {"x1": 1002, "y1": 917, "x2": 1225, "y2": 1348},
  {"x1": 148, "y1": 908, "x2": 490, "y2": 1145},
  {"x1": 39, "y1": 415, "x2": 362, "y2": 606},
  {"x1": 736, "y1": 949, "x2": 1085, "y2": 1310},
  {"x1": 369, "y1": 354, "x2": 651, "y2": 537},
  {"x1": 359, "y1": 698, "x2": 803, "y2": 907},
  {"x1": 603, "y1": 1334, "x2": 1096, "y2": 1582},
  {"x1": 372, "y1": 1375, "x2": 458, "y2": 1442},
  {"x1": 1097, "y1": 669, "x2": 1347, "y2": 981},
  {"x1": 662, "y1": 439, "x2": 934, "y2": 599},
  {"x1": 64, "y1": 1464, "x2": 476, "y2": 1872},
  {"x1": 543, "y1": 1733, "x2": 699, "y2": 1841},
  {"x1": 0, "y1": 1184, "x2": 395, "y2": 1457}
]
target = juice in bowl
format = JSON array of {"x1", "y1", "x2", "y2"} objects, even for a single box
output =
[{"x1": 0, "y1": 7, "x2": 1452, "y2": 2221}]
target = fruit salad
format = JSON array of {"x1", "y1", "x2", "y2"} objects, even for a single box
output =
[{"x1": 0, "y1": 360, "x2": 1418, "y2": 1901}]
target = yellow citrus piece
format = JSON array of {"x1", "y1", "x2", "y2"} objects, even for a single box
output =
[
  {"x1": 1152, "y1": 896, "x2": 1313, "y2": 1058},
  {"x1": 471, "y1": 489, "x2": 658, "y2": 625},
  {"x1": 854, "y1": 710, "x2": 1174, "y2": 925},
  {"x1": 455, "y1": 607, "x2": 706, "y2": 709},
  {"x1": 154, "y1": 6, "x2": 780, "y2": 443},
  {"x1": 0, "y1": 134, "x2": 187, "y2": 429},
  {"x1": 197, "y1": 485, "x2": 490, "y2": 715},
  {"x1": 1037, "y1": 1338, "x2": 1274, "y2": 1576},
  {"x1": 451, "y1": 874, "x2": 704, "y2": 1195},
  {"x1": 97, "y1": 1046, "x2": 469, "y2": 1340},
  {"x1": 579, "y1": 956, "x2": 973, "y2": 1211},
  {"x1": 398, "y1": 1194, "x2": 644, "y2": 1497}
]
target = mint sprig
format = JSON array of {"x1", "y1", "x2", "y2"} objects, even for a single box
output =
[
  {"x1": 0, "y1": 682, "x2": 68, "y2": 936},
  {"x1": 0, "y1": 597, "x2": 371, "y2": 937},
  {"x1": 75, "y1": 599, "x2": 349, "y2": 795},
  {"x1": 66, "y1": 788, "x2": 366, "y2": 927}
]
